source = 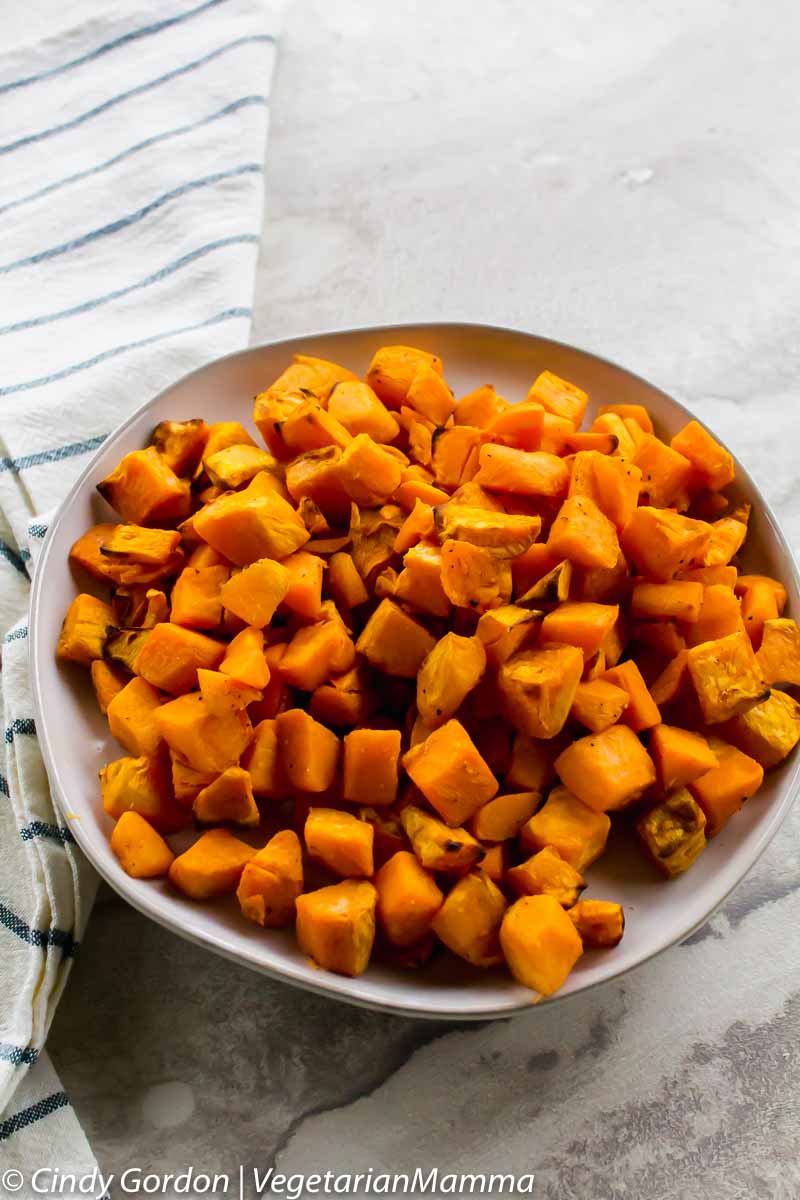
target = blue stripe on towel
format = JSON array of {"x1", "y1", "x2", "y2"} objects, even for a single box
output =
[
  {"x1": 0, "y1": 539, "x2": 28, "y2": 575},
  {"x1": 19, "y1": 823, "x2": 76, "y2": 846},
  {"x1": 4, "y1": 718, "x2": 36, "y2": 743},
  {"x1": 4, "y1": 626, "x2": 28, "y2": 642},
  {"x1": 0, "y1": 775, "x2": 9, "y2": 797},
  {"x1": 0, "y1": 234, "x2": 260, "y2": 335},
  {"x1": 0, "y1": 0, "x2": 230, "y2": 95},
  {"x1": 0, "y1": 307, "x2": 252, "y2": 397},
  {"x1": 0, "y1": 95, "x2": 268, "y2": 218},
  {"x1": 0, "y1": 164, "x2": 261, "y2": 275},
  {"x1": 0, "y1": 437, "x2": 106, "y2": 475},
  {"x1": 0, "y1": 904, "x2": 77, "y2": 957},
  {"x1": 0, "y1": 1091, "x2": 70, "y2": 1142},
  {"x1": 0, "y1": 1042, "x2": 39, "y2": 1067},
  {"x1": 0, "y1": 36, "x2": 274, "y2": 157}
]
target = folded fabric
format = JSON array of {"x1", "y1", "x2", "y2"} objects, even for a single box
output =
[{"x1": 0, "y1": 0, "x2": 281, "y2": 1174}]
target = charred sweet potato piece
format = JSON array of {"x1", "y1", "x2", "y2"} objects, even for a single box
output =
[
  {"x1": 686, "y1": 631, "x2": 768, "y2": 724},
  {"x1": 150, "y1": 418, "x2": 208, "y2": 476},
  {"x1": 106, "y1": 676, "x2": 163, "y2": 757},
  {"x1": 110, "y1": 811, "x2": 175, "y2": 878},
  {"x1": 193, "y1": 486, "x2": 309, "y2": 565},
  {"x1": 506, "y1": 846, "x2": 585, "y2": 907},
  {"x1": 193, "y1": 766, "x2": 259, "y2": 826},
  {"x1": 431, "y1": 870, "x2": 507, "y2": 967},
  {"x1": 305, "y1": 807, "x2": 374, "y2": 877},
  {"x1": 498, "y1": 645, "x2": 584, "y2": 739},
  {"x1": 343, "y1": 728, "x2": 402, "y2": 807},
  {"x1": 568, "y1": 899, "x2": 625, "y2": 948},
  {"x1": 100, "y1": 753, "x2": 187, "y2": 833},
  {"x1": 277, "y1": 709, "x2": 340, "y2": 793},
  {"x1": 470, "y1": 791, "x2": 541, "y2": 842},
  {"x1": 169, "y1": 828, "x2": 256, "y2": 900},
  {"x1": 295, "y1": 879, "x2": 377, "y2": 976},
  {"x1": 237, "y1": 830, "x2": 304, "y2": 927},
  {"x1": 555, "y1": 725, "x2": 657, "y2": 813},
  {"x1": 670, "y1": 419, "x2": 734, "y2": 491},
  {"x1": 516, "y1": 558, "x2": 571, "y2": 607},
  {"x1": 546, "y1": 494, "x2": 620, "y2": 571},
  {"x1": 57, "y1": 593, "x2": 114, "y2": 664},
  {"x1": 720, "y1": 690, "x2": 800, "y2": 769},
  {"x1": 519, "y1": 786, "x2": 610, "y2": 871},
  {"x1": 688, "y1": 737, "x2": 763, "y2": 836},
  {"x1": 475, "y1": 445, "x2": 569, "y2": 497},
  {"x1": 71, "y1": 524, "x2": 184, "y2": 586},
  {"x1": 97, "y1": 446, "x2": 190, "y2": 526},
  {"x1": 500, "y1": 894, "x2": 583, "y2": 996},
  {"x1": 155, "y1": 692, "x2": 252, "y2": 774},
  {"x1": 400, "y1": 805, "x2": 484, "y2": 872},
  {"x1": 621, "y1": 507, "x2": 711, "y2": 582},
  {"x1": 637, "y1": 788, "x2": 707, "y2": 876},
  {"x1": 649, "y1": 724, "x2": 718, "y2": 791},
  {"x1": 756, "y1": 618, "x2": 800, "y2": 686},
  {"x1": 356, "y1": 599, "x2": 435, "y2": 678},
  {"x1": 416, "y1": 632, "x2": 486, "y2": 724},
  {"x1": 570, "y1": 679, "x2": 629, "y2": 733},
  {"x1": 403, "y1": 719, "x2": 498, "y2": 826},
  {"x1": 374, "y1": 851, "x2": 443, "y2": 947}
]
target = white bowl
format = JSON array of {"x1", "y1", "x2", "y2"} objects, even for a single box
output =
[{"x1": 29, "y1": 322, "x2": 800, "y2": 1019}]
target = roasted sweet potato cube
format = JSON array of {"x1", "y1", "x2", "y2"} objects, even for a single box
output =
[
  {"x1": 305, "y1": 807, "x2": 374, "y2": 877},
  {"x1": 506, "y1": 733, "x2": 559, "y2": 792},
  {"x1": 105, "y1": 627, "x2": 151, "y2": 674},
  {"x1": 688, "y1": 738, "x2": 763, "y2": 836},
  {"x1": 170, "y1": 565, "x2": 228, "y2": 630},
  {"x1": 739, "y1": 579, "x2": 780, "y2": 649},
  {"x1": 637, "y1": 788, "x2": 707, "y2": 876},
  {"x1": 405, "y1": 361, "x2": 456, "y2": 424},
  {"x1": 170, "y1": 755, "x2": 215, "y2": 808},
  {"x1": 416, "y1": 632, "x2": 486, "y2": 724},
  {"x1": 475, "y1": 445, "x2": 569, "y2": 497},
  {"x1": 631, "y1": 581, "x2": 704, "y2": 623},
  {"x1": 295, "y1": 879, "x2": 377, "y2": 977},
  {"x1": 736, "y1": 574, "x2": 787, "y2": 613},
  {"x1": 197, "y1": 669, "x2": 259, "y2": 717},
  {"x1": 279, "y1": 398, "x2": 353, "y2": 455},
  {"x1": 110, "y1": 811, "x2": 175, "y2": 879},
  {"x1": 546, "y1": 493, "x2": 621, "y2": 571},
  {"x1": 135, "y1": 622, "x2": 225, "y2": 695},
  {"x1": 515, "y1": 557, "x2": 570, "y2": 606},
  {"x1": 434, "y1": 505, "x2": 541, "y2": 557},
  {"x1": 169, "y1": 828, "x2": 256, "y2": 899},
  {"x1": 91, "y1": 660, "x2": 129, "y2": 714},
  {"x1": 519, "y1": 786, "x2": 610, "y2": 872},
  {"x1": 106, "y1": 676, "x2": 163, "y2": 757},
  {"x1": 310, "y1": 666, "x2": 376, "y2": 729},
  {"x1": 338, "y1": 434, "x2": 403, "y2": 506},
  {"x1": 568, "y1": 899, "x2": 625, "y2": 948},
  {"x1": 97, "y1": 446, "x2": 190, "y2": 526},
  {"x1": 701, "y1": 515, "x2": 748, "y2": 567},
  {"x1": 720, "y1": 690, "x2": 800, "y2": 769},
  {"x1": 280, "y1": 602, "x2": 356, "y2": 691},
  {"x1": 155, "y1": 692, "x2": 252, "y2": 774},
  {"x1": 327, "y1": 380, "x2": 400, "y2": 443},
  {"x1": 601, "y1": 660, "x2": 661, "y2": 732},
  {"x1": 621, "y1": 507, "x2": 711, "y2": 582},
  {"x1": 356, "y1": 599, "x2": 436, "y2": 678},
  {"x1": 100, "y1": 753, "x2": 187, "y2": 833},
  {"x1": 219, "y1": 559, "x2": 289, "y2": 628},
  {"x1": 150, "y1": 418, "x2": 208, "y2": 476},
  {"x1": 403, "y1": 719, "x2": 498, "y2": 826},
  {"x1": 219, "y1": 627, "x2": 270, "y2": 689},
  {"x1": 366, "y1": 345, "x2": 443, "y2": 409},
  {"x1": 374, "y1": 851, "x2": 444, "y2": 947},
  {"x1": 670, "y1": 419, "x2": 734, "y2": 491},
  {"x1": 279, "y1": 550, "x2": 325, "y2": 621},
  {"x1": 555, "y1": 725, "x2": 656, "y2": 813},
  {"x1": 500, "y1": 894, "x2": 583, "y2": 996},
  {"x1": 71, "y1": 523, "x2": 184, "y2": 587},
  {"x1": 57, "y1": 593, "x2": 114, "y2": 664},
  {"x1": 686, "y1": 631, "x2": 768, "y2": 724},
  {"x1": 649, "y1": 650, "x2": 690, "y2": 708},
  {"x1": 237, "y1": 829, "x2": 303, "y2": 928},
  {"x1": 400, "y1": 805, "x2": 485, "y2": 872},
  {"x1": 526, "y1": 370, "x2": 588, "y2": 425},
  {"x1": 439, "y1": 540, "x2": 512, "y2": 610},
  {"x1": 394, "y1": 543, "x2": 452, "y2": 617},
  {"x1": 204, "y1": 444, "x2": 279, "y2": 490},
  {"x1": 498, "y1": 645, "x2": 584, "y2": 739},
  {"x1": 597, "y1": 402, "x2": 654, "y2": 433},
  {"x1": 285, "y1": 447, "x2": 351, "y2": 521},
  {"x1": 431, "y1": 870, "x2": 507, "y2": 968},
  {"x1": 540, "y1": 602, "x2": 619, "y2": 659},
  {"x1": 193, "y1": 486, "x2": 309, "y2": 565},
  {"x1": 430, "y1": 426, "x2": 482, "y2": 490},
  {"x1": 342, "y1": 728, "x2": 401, "y2": 807},
  {"x1": 475, "y1": 605, "x2": 538, "y2": 668},
  {"x1": 277, "y1": 709, "x2": 340, "y2": 793},
  {"x1": 469, "y1": 791, "x2": 541, "y2": 842},
  {"x1": 649, "y1": 724, "x2": 719, "y2": 791},
  {"x1": 570, "y1": 679, "x2": 629, "y2": 733},
  {"x1": 328, "y1": 552, "x2": 369, "y2": 610},
  {"x1": 203, "y1": 420, "x2": 257, "y2": 461},
  {"x1": 193, "y1": 766, "x2": 259, "y2": 826},
  {"x1": 568, "y1": 450, "x2": 641, "y2": 530},
  {"x1": 756, "y1": 618, "x2": 800, "y2": 686},
  {"x1": 454, "y1": 383, "x2": 509, "y2": 429},
  {"x1": 631, "y1": 435, "x2": 693, "y2": 508},
  {"x1": 506, "y1": 846, "x2": 586, "y2": 907},
  {"x1": 683, "y1": 584, "x2": 743, "y2": 647},
  {"x1": 240, "y1": 718, "x2": 289, "y2": 798}
]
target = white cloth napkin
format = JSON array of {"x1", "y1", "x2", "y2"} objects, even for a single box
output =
[{"x1": 0, "y1": 0, "x2": 280, "y2": 1180}]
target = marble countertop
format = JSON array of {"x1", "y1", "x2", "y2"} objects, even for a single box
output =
[{"x1": 49, "y1": 0, "x2": 800, "y2": 1194}]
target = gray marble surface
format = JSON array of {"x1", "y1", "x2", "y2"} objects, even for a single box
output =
[{"x1": 49, "y1": 0, "x2": 800, "y2": 1195}]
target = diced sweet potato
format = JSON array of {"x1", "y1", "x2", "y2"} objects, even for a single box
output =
[
  {"x1": 439, "y1": 540, "x2": 512, "y2": 610},
  {"x1": 701, "y1": 515, "x2": 748, "y2": 567},
  {"x1": 631, "y1": 435, "x2": 693, "y2": 508},
  {"x1": 193, "y1": 486, "x2": 309, "y2": 565},
  {"x1": 171, "y1": 754, "x2": 215, "y2": 808},
  {"x1": 540, "y1": 602, "x2": 619, "y2": 659},
  {"x1": 739, "y1": 578, "x2": 780, "y2": 649},
  {"x1": 97, "y1": 446, "x2": 190, "y2": 526},
  {"x1": 219, "y1": 559, "x2": 289, "y2": 628},
  {"x1": 570, "y1": 679, "x2": 630, "y2": 733},
  {"x1": 406, "y1": 361, "x2": 456, "y2": 424},
  {"x1": 296, "y1": 879, "x2": 377, "y2": 977},
  {"x1": 337, "y1": 434, "x2": 404, "y2": 506},
  {"x1": 356, "y1": 599, "x2": 436, "y2": 678},
  {"x1": 327, "y1": 380, "x2": 400, "y2": 442},
  {"x1": 150, "y1": 418, "x2": 208, "y2": 476},
  {"x1": 567, "y1": 899, "x2": 625, "y2": 948},
  {"x1": 100, "y1": 753, "x2": 187, "y2": 833},
  {"x1": 431, "y1": 870, "x2": 507, "y2": 967},
  {"x1": 400, "y1": 805, "x2": 485, "y2": 872},
  {"x1": 305, "y1": 807, "x2": 374, "y2": 877},
  {"x1": 756, "y1": 618, "x2": 800, "y2": 686},
  {"x1": 375, "y1": 851, "x2": 443, "y2": 946},
  {"x1": 91, "y1": 659, "x2": 129, "y2": 714},
  {"x1": 506, "y1": 846, "x2": 585, "y2": 907},
  {"x1": 57, "y1": 593, "x2": 114, "y2": 663},
  {"x1": 110, "y1": 811, "x2": 175, "y2": 879},
  {"x1": 241, "y1": 718, "x2": 289, "y2": 798},
  {"x1": 366, "y1": 345, "x2": 443, "y2": 409},
  {"x1": 434, "y1": 505, "x2": 541, "y2": 557},
  {"x1": 649, "y1": 650, "x2": 689, "y2": 708},
  {"x1": 277, "y1": 709, "x2": 340, "y2": 793},
  {"x1": 328, "y1": 552, "x2": 369, "y2": 610},
  {"x1": 498, "y1": 645, "x2": 584, "y2": 739},
  {"x1": 506, "y1": 733, "x2": 560, "y2": 792},
  {"x1": 519, "y1": 786, "x2": 610, "y2": 872},
  {"x1": 476, "y1": 605, "x2": 538, "y2": 667},
  {"x1": 279, "y1": 601, "x2": 356, "y2": 691},
  {"x1": 601, "y1": 660, "x2": 661, "y2": 732},
  {"x1": 475, "y1": 445, "x2": 569, "y2": 497},
  {"x1": 169, "y1": 828, "x2": 256, "y2": 899},
  {"x1": 343, "y1": 728, "x2": 402, "y2": 807},
  {"x1": 395, "y1": 543, "x2": 452, "y2": 616},
  {"x1": 135, "y1": 622, "x2": 225, "y2": 694},
  {"x1": 219, "y1": 626, "x2": 270, "y2": 689},
  {"x1": 649, "y1": 724, "x2": 719, "y2": 791},
  {"x1": 237, "y1": 830, "x2": 304, "y2": 927},
  {"x1": 431, "y1": 426, "x2": 482, "y2": 490},
  {"x1": 621, "y1": 507, "x2": 711, "y2": 582},
  {"x1": 500, "y1": 894, "x2": 583, "y2": 996},
  {"x1": 155, "y1": 692, "x2": 252, "y2": 774},
  {"x1": 670, "y1": 419, "x2": 734, "y2": 491},
  {"x1": 170, "y1": 565, "x2": 228, "y2": 630},
  {"x1": 310, "y1": 666, "x2": 376, "y2": 728},
  {"x1": 416, "y1": 632, "x2": 486, "y2": 724},
  {"x1": 403, "y1": 719, "x2": 498, "y2": 826},
  {"x1": 688, "y1": 738, "x2": 763, "y2": 836},
  {"x1": 597, "y1": 403, "x2": 654, "y2": 433},
  {"x1": 454, "y1": 384, "x2": 509, "y2": 429},
  {"x1": 631, "y1": 581, "x2": 703, "y2": 623},
  {"x1": 637, "y1": 788, "x2": 707, "y2": 875},
  {"x1": 568, "y1": 450, "x2": 641, "y2": 530},
  {"x1": 205, "y1": 444, "x2": 279, "y2": 489},
  {"x1": 555, "y1": 725, "x2": 657, "y2": 813},
  {"x1": 516, "y1": 557, "x2": 571, "y2": 606},
  {"x1": 71, "y1": 524, "x2": 184, "y2": 587},
  {"x1": 683, "y1": 585, "x2": 743, "y2": 647},
  {"x1": 527, "y1": 371, "x2": 588, "y2": 425},
  {"x1": 546, "y1": 494, "x2": 620, "y2": 570},
  {"x1": 193, "y1": 766, "x2": 260, "y2": 826},
  {"x1": 106, "y1": 676, "x2": 163, "y2": 756},
  {"x1": 470, "y1": 791, "x2": 541, "y2": 842},
  {"x1": 686, "y1": 631, "x2": 768, "y2": 724},
  {"x1": 203, "y1": 421, "x2": 257, "y2": 461},
  {"x1": 720, "y1": 690, "x2": 800, "y2": 769},
  {"x1": 197, "y1": 669, "x2": 259, "y2": 716}
]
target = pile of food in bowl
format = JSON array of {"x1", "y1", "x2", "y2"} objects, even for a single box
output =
[{"x1": 56, "y1": 344, "x2": 800, "y2": 999}]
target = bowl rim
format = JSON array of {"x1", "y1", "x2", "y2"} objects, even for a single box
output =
[{"x1": 29, "y1": 319, "x2": 800, "y2": 1020}]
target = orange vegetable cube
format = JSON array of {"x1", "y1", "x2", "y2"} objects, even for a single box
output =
[
  {"x1": 570, "y1": 679, "x2": 630, "y2": 733},
  {"x1": 110, "y1": 811, "x2": 175, "y2": 878},
  {"x1": 637, "y1": 788, "x2": 707, "y2": 875},
  {"x1": 683, "y1": 585, "x2": 743, "y2": 647},
  {"x1": 97, "y1": 446, "x2": 189, "y2": 525},
  {"x1": 546, "y1": 494, "x2": 620, "y2": 570},
  {"x1": 621, "y1": 507, "x2": 711, "y2": 582},
  {"x1": 193, "y1": 486, "x2": 309, "y2": 565},
  {"x1": 106, "y1": 676, "x2": 163, "y2": 756},
  {"x1": 567, "y1": 899, "x2": 625, "y2": 947},
  {"x1": 431, "y1": 426, "x2": 482, "y2": 490},
  {"x1": 100, "y1": 753, "x2": 187, "y2": 833},
  {"x1": 279, "y1": 602, "x2": 356, "y2": 691},
  {"x1": 203, "y1": 420, "x2": 257, "y2": 461},
  {"x1": 155, "y1": 692, "x2": 252, "y2": 774},
  {"x1": 150, "y1": 417, "x2": 208, "y2": 476},
  {"x1": 568, "y1": 451, "x2": 641, "y2": 530},
  {"x1": 237, "y1": 829, "x2": 304, "y2": 927},
  {"x1": 469, "y1": 791, "x2": 541, "y2": 842},
  {"x1": 688, "y1": 738, "x2": 763, "y2": 836},
  {"x1": 135, "y1": 622, "x2": 225, "y2": 695},
  {"x1": 670, "y1": 419, "x2": 734, "y2": 491},
  {"x1": 431, "y1": 870, "x2": 507, "y2": 967},
  {"x1": 601, "y1": 660, "x2": 661, "y2": 732},
  {"x1": 204, "y1": 444, "x2": 279, "y2": 489},
  {"x1": 631, "y1": 581, "x2": 703, "y2": 623},
  {"x1": 720, "y1": 690, "x2": 800, "y2": 769},
  {"x1": 500, "y1": 894, "x2": 583, "y2": 996},
  {"x1": 327, "y1": 380, "x2": 400, "y2": 443},
  {"x1": 506, "y1": 733, "x2": 560, "y2": 792},
  {"x1": 193, "y1": 766, "x2": 260, "y2": 826},
  {"x1": 597, "y1": 403, "x2": 654, "y2": 433},
  {"x1": 343, "y1": 728, "x2": 402, "y2": 807},
  {"x1": 305, "y1": 807, "x2": 374, "y2": 877},
  {"x1": 90, "y1": 659, "x2": 128, "y2": 714},
  {"x1": 310, "y1": 666, "x2": 377, "y2": 729},
  {"x1": 555, "y1": 725, "x2": 657, "y2": 813},
  {"x1": 454, "y1": 384, "x2": 509, "y2": 429},
  {"x1": 406, "y1": 361, "x2": 456, "y2": 424},
  {"x1": 540, "y1": 602, "x2": 619, "y2": 658},
  {"x1": 277, "y1": 708, "x2": 340, "y2": 793},
  {"x1": 197, "y1": 669, "x2": 260, "y2": 715},
  {"x1": 241, "y1": 718, "x2": 289, "y2": 798},
  {"x1": 170, "y1": 565, "x2": 228, "y2": 630},
  {"x1": 356, "y1": 599, "x2": 436, "y2": 678},
  {"x1": 220, "y1": 559, "x2": 289, "y2": 628},
  {"x1": 686, "y1": 631, "x2": 768, "y2": 724},
  {"x1": 328, "y1": 552, "x2": 369, "y2": 610},
  {"x1": 498, "y1": 645, "x2": 584, "y2": 739},
  {"x1": 295, "y1": 880, "x2": 377, "y2": 977},
  {"x1": 756, "y1": 618, "x2": 800, "y2": 686},
  {"x1": 416, "y1": 632, "x2": 486, "y2": 724},
  {"x1": 474, "y1": 445, "x2": 569, "y2": 497},
  {"x1": 338, "y1": 434, "x2": 403, "y2": 506},
  {"x1": 169, "y1": 828, "x2": 256, "y2": 900},
  {"x1": 374, "y1": 851, "x2": 444, "y2": 947},
  {"x1": 701, "y1": 515, "x2": 748, "y2": 567},
  {"x1": 631, "y1": 434, "x2": 693, "y2": 508},
  {"x1": 506, "y1": 846, "x2": 585, "y2": 907},
  {"x1": 395, "y1": 543, "x2": 452, "y2": 617},
  {"x1": 366, "y1": 345, "x2": 443, "y2": 409},
  {"x1": 526, "y1": 370, "x2": 588, "y2": 425},
  {"x1": 649, "y1": 724, "x2": 719, "y2": 791},
  {"x1": 403, "y1": 719, "x2": 498, "y2": 826},
  {"x1": 220, "y1": 627, "x2": 270, "y2": 689},
  {"x1": 739, "y1": 578, "x2": 780, "y2": 649},
  {"x1": 519, "y1": 786, "x2": 610, "y2": 872},
  {"x1": 400, "y1": 806, "x2": 485, "y2": 872},
  {"x1": 57, "y1": 593, "x2": 114, "y2": 663},
  {"x1": 439, "y1": 541, "x2": 511, "y2": 611}
]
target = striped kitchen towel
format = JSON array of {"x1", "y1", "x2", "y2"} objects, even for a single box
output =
[{"x1": 0, "y1": 0, "x2": 281, "y2": 1180}]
